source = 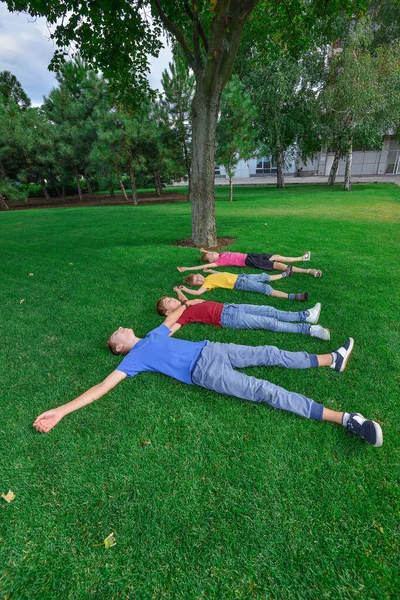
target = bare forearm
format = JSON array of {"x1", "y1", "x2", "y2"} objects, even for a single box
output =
[
  {"x1": 164, "y1": 304, "x2": 187, "y2": 328},
  {"x1": 58, "y1": 384, "x2": 108, "y2": 417},
  {"x1": 175, "y1": 288, "x2": 188, "y2": 302}
]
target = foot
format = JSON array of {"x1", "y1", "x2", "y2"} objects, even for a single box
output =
[
  {"x1": 343, "y1": 413, "x2": 383, "y2": 447},
  {"x1": 330, "y1": 338, "x2": 354, "y2": 372},
  {"x1": 306, "y1": 302, "x2": 321, "y2": 324},
  {"x1": 307, "y1": 269, "x2": 322, "y2": 278},
  {"x1": 284, "y1": 265, "x2": 293, "y2": 277},
  {"x1": 303, "y1": 251, "x2": 311, "y2": 261},
  {"x1": 310, "y1": 325, "x2": 330, "y2": 341}
]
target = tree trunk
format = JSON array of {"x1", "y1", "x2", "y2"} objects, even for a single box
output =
[
  {"x1": 85, "y1": 175, "x2": 93, "y2": 194},
  {"x1": 276, "y1": 143, "x2": 285, "y2": 189},
  {"x1": 154, "y1": 170, "x2": 162, "y2": 197},
  {"x1": 344, "y1": 142, "x2": 352, "y2": 192},
  {"x1": 129, "y1": 157, "x2": 138, "y2": 205},
  {"x1": 182, "y1": 137, "x2": 191, "y2": 199},
  {"x1": 75, "y1": 172, "x2": 83, "y2": 201},
  {"x1": 62, "y1": 185, "x2": 65, "y2": 198},
  {"x1": 109, "y1": 188, "x2": 115, "y2": 198},
  {"x1": 0, "y1": 193, "x2": 9, "y2": 210},
  {"x1": 41, "y1": 179, "x2": 50, "y2": 199},
  {"x1": 119, "y1": 179, "x2": 129, "y2": 201},
  {"x1": 190, "y1": 87, "x2": 219, "y2": 247},
  {"x1": 328, "y1": 149, "x2": 341, "y2": 186}
]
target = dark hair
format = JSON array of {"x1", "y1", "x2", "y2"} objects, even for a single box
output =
[
  {"x1": 156, "y1": 296, "x2": 168, "y2": 316},
  {"x1": 200, "y1": 252, "x2": 210, "y2": 262}
]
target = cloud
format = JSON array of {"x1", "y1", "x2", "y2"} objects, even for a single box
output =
[
  {"x1": 0, "y1": 6, "x2": 172, "y2": 105},
  {"x1": 0, "y1": 6, "x2": 58, "y2": 105}
]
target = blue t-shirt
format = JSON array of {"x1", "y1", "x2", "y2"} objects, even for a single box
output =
[{"x1": 116, "y1": 324, "x2": 206, "y2": 385}]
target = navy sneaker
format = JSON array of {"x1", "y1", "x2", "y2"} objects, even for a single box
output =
[
  {"x1": 343, "y1": 413, "x2": 383, "y2": 447},
  {"x1": 331, "y1": 338, "x2": 354, "y2": 372}
]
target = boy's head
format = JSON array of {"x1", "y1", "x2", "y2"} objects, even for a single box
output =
[
  {"x1": 156, "y1": 296, "x2": 181, "y2": 316},
  {"x1": 201, "y1": 251, "x2": 219, "y2": 263},
  {"x1": 106, "y1": 327, "x2": 135, "y2": 355},
  {"x1": 183, "y1": 274, "x2": 205, "y2": 286}
]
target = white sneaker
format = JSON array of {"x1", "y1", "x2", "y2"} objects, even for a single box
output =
[
  {"x1": 306, "y1": 303, "x2": 321, "y2": 324},
  {"x1": 310, "y1": 325, "x2": 330, "y2": 341}
]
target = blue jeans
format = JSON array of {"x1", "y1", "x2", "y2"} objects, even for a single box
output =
[
  {"x1": 220, "y1": 303, "x2": 311, "y2": 335},
  {"x1": 191, "y1": 342, "x2": 323, "y2": 420},
  {"x1": 234, "y1": 273, "x2": 273, "y2": 296}
]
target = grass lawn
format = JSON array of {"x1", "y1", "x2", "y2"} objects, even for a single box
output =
[{"x1": 0, "y1": 184, "x2": 399, "y2": 599}]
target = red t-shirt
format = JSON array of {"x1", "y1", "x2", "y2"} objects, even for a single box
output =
[{"x1": 177, "y1": 301, "x2": 224, "y2": 327}]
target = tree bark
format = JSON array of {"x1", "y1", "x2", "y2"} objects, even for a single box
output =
[
  {"x1": 85, "y1": 175, "x2": 93, "y2": 194},
  {"x1": 41, "y1": 179, "x2": 50, "y2": 199},
  {"x1": 119, "y1": 179, "x2": 129, "y2": 201},
  {"x1": 344, "y1": 141, "x2": 352, "y2": 192},
  {"x1": 109, "y1": 188, "x2": 115, "y2": 198},
  {"x1": 75, "y1": 172, "x2": 83, "y2": 201},
  {"x1": 276, "y1": 143, "x2": 285, "y2": 189},
  {"x1": 328, "y1": 149, "x2": 341, "y2": 186},
  {"x1": 62, "y1": 185, "x2": 65, "y2": 198},
  {"x1": 0, "y1": 193, "x2": 9, "y2": 210},
  {"x1": 154, "y1": 169, "x2": 162, "y2": 197},
  {"x1": 182, "y1": 136, "x2": 191, "y2": 199},
  {"x1": 129, "y1": 157, "x2": 138, "y2": 205},
  {"x1": 190, "y1": 87, "x2": 220, "y2": 246}
]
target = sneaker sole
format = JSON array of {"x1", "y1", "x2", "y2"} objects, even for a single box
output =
[
  {"x1": 307, "y1": 303, "x2": 321, "y2": 324},
  {"x1": 339, "y1": 338, "x2": 354, "y2": 372},
  {"x1": 369, "y1": 421, "x2": 383, "y2": 447}
]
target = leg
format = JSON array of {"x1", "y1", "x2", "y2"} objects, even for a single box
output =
[
  {"x1": 220, "y1": 306, "x2": 311, "y2": 334},
  {"x1": 191, "y1": 347, "x2": 323, "y2": 420},
  {"x1": 232, "y1": 303, "x2": 309, "y2": 322},
  {"x1": 270, "y1": 255, "x2": 305, "y2": 263}
]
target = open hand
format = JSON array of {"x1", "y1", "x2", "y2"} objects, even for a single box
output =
[
  {"x1": 178, "y1": 285, "x2": 186, "y2": 290},
  {"x1": 189, "y1": 299, "x2": 205, "y2": 305},
  {"x1": 33, "y1": 409, "x2": 64, "y2": 433},
  {"x1": 203, "y1": 268, "x2": 211, "y2": 273},
  {"x1": 177, "y1": 267, "x2": 186, "y2": 272},
  {"x1": 173, "y1": 286, "x2": 180, "y2": 292}
]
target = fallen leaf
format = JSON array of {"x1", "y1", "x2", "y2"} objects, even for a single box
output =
[
  {"x1": 140, "y1": 440, "x2": 151, "y2": 446},
  {"x1": 20, "y1": 299, "x2": 25, "y2": 304},
  {"x1": 2, "y1": 490, "x2": 16, "y2": 503},
  {"x1": 28, "y1": 273, "x2": 34, "y2": 277},
  {"x1": 68, "y1": 262, "x2": 73, "y2": 265},
  {"x1": 104, "y1": 532, "x2": 116, "y2": 549}
]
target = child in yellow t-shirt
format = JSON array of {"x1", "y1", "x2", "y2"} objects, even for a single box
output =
[{"x1": 180, "y1": 268, "x2": 309, "y2": 301}]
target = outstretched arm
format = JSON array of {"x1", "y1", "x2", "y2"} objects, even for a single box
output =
[
  {"x1": 202, "y1": 268, "x2": 219, "y2": 274},
  {"x1": 179, "y1": 285, "x2": 208, "y2": 296},
  {"x1": 177, "y1": 263, "x2": 217, "y2": 272},
  {"x1": 173, "y1": 286, "x2": 188, "y2": 302},
  {"x1": 33, "y1": 370, "x2": 127, "y2": 433}
]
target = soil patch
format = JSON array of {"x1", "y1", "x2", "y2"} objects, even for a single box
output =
[
  {"x1": 175, "y1": 237, "x2": 236, "y2": 250},
  {"x1": 6, "y1": 191, "x2": 189, "y2": 211}
]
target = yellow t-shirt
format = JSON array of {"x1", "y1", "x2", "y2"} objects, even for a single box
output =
[{"x1": 203, "y1": 272, "x2": 238, "y2": 290}]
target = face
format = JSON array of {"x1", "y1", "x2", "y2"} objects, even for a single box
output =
[
  {"x1": 207, "y1": 252, "x2": 219, "y2": 262},
  {"x1": 192, "y1": 274, "x2": 205, "y2": 285},
  {"x1": 163, "y1": 297, "x2": 181, "y2": 313},
  {"x1": 110, "y1": 327, "x2": 135, "y2": 352}
]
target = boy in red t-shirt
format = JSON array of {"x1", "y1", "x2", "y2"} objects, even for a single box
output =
[
  {"x1": 156, "y1": 288, "x2": 329, "y2": 340},
  {"x1": 177, "y1": 248, "x2": 322, "y2": 277}
]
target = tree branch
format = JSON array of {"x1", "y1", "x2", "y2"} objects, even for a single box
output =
[{"x1": 152, "y1": 0, "x2": 196, "y2": 70}]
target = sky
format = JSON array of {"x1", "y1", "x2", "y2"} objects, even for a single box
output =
[{"x1": 0, "y1": 4, "x2": 172, "y2": 106}]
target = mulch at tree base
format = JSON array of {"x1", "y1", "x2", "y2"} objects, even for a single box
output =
[
  {"x1": 175, "y1": 237, "x2": 236, "y2": 250},
  {"x1": 6, "y1": 192, "x2": 189, "y2": 211}
]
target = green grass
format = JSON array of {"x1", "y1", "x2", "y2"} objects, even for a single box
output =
[{"x1": 0, "y1": 184, "x2": 399, "y2": 599}]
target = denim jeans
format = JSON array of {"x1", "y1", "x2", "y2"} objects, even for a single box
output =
[
  {"x1": 191, "y1": 341, "x2": 323, "y2": 420},
  {"x1": 220, "y1": 303, "x2": 311, "y2": 335},
  {"x1": 234, "y1": 273, "x2": 273, "y2": 296}
]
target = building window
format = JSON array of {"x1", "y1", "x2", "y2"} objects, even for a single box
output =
[{"x1": 256, "y1": 157, "x2": 277, "y2": 174}]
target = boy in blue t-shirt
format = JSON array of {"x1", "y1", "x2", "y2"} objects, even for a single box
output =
[{"x1": 33, "y1": 301, "x2": 382, "y2": 447}]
